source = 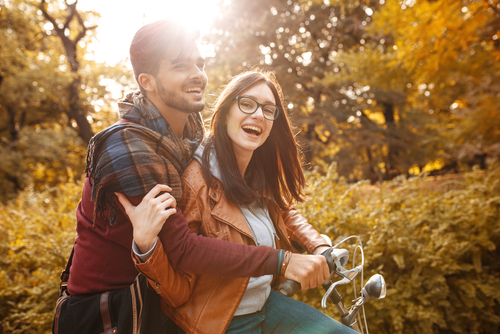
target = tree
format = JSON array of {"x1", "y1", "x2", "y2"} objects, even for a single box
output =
[
  {"x1": 204, "y1": 0, "x2": 500, "y2": 181},
  {"x1": 0, "y1": 0, "x2": 64, "y2": 143},
  {"x1": 334, "y1": 0, "x2": 500, "y2": 173},
  {"x1": 38, "y1": 0, "x2": 97, "y2": 143},
  {"x1": 205, "y1": 0, "x2": 396, "y2": 180},
  {"x1": 0, "y1": 0, "x2": 135, "y2": 201}
]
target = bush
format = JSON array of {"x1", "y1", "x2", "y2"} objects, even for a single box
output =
[
  {"x1": 1, "y1": 164, "x2": 499, "y2": 333},
  {"x1": 0, "y1": 127, "x2": 87, "y2": 203},
  {"x1": 0, "y1": 180, "x2": 81, "y2": 333},
  {"x1": 297, "y1": 164, "x2": 500, "y2": 334}
]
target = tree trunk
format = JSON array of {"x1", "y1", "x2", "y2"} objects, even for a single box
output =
[
  {"x1": 383, "y1": 102, "x2": 395, "y2": 125},
  {"x1": 67, "y1": 76, "x2": 93, "y2": 142},
  {"x1": 39, "y1": 0, "x2": 95, "y2": 144},
  {"x1": 382, "y1": 101, "x2": 399, "y2": 179},
  {"x1": 365, "y1": 146, "x2": 377, "y2": 184},
  {"x1": 7, "y1": 106, "x2": 19, "y2": 142}
]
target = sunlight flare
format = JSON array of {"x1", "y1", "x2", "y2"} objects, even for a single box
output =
[{"x1": 79, "y1": 0, "x2": 220, "y2": 64}]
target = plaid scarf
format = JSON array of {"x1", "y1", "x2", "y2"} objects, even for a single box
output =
[{"x1": 85, "y1": 91, "x2": 205, "y2": 226}]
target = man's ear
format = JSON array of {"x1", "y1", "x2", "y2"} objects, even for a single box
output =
[{"x1": 138, "y1": 73, "x2": 156, "y2": 93}]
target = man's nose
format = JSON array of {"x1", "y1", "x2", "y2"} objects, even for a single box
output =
[{"x1": 189, "y1": 66, "x2": 205, "y2": 80}]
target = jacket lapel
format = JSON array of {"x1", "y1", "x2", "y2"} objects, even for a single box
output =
[
  {"x1": 209, "y1": 182, "x2": 254, "y2": 240},
  {"x1": 209, "y1": 179, "x2": 293, "y2": 248}
]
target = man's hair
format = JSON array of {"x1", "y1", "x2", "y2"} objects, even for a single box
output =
[
  {"x1": 202, "y1": 70, "x2": 306, "y2": 211},
  {"x1": 130, "y1": 20, "x2": 200, "y2": 94}
]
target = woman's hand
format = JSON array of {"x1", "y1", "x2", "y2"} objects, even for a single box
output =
[
  {"x1": 312, "y1": 246, "x2": 331, "y2": 256},
  {"x1": 284, "y1": 254, "x2": 330, "y2": 291},
  {"x1": 115, "y1": 184, "x2": 177, "y2": 254}
]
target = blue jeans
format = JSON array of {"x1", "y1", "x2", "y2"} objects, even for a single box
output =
[{"x1": 226, "y1": 290, "x2": 359, "y2": 334}]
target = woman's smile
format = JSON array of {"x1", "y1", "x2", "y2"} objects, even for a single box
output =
[{"x1": 226, "y1": 82, "x2": 275, "y2": 163}]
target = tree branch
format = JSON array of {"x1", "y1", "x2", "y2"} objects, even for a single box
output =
[
  {"x1": 40, "y1": 0, "x2": 95, "y2": 45},
  {"x1": 74, "y1": 11, "x2": 96, "y2": 43},
  {"x1": 63, "y1": 1, "x2": 77, "y2": 30},
  {"x1": 39, "y1": 0, "x2": 59, "y2": 33}
]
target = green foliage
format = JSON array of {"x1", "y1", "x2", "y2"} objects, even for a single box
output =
[
  {"x1": 0, "y1": 180, "x2": 81, "y2": 333},
  {"x1": 297, "y1": 164, "x2": 500, "y2": 333}
]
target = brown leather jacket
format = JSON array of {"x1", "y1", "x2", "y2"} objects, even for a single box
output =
[{"x1": 134, "y1": 159, "x2": 329, "y2": 334}]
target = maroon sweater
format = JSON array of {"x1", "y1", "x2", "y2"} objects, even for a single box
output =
[{"x1": 67, "y1": 177, "x2": 279, "y2": 297}]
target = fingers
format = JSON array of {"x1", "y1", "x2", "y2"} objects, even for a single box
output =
[
  {"x1": 115, "y1": 192, "x2": 133, "y2": 213},
  {"x1": 155, "y1": 192, "x2": 177, "y2": 208},
  {"x1": 312, "y1": 245, "x2": 330, "y2": 256},
  {"x1": 143, "y1": 184, "x2": 172, "y2": 202},
  {"x1": 115, "y1": 186, "x2": 176, "y2": 223},
  {"x1": 285, "y1": 254, "x2": 330, "y2": 291},
  {"x1": 156, "y1": 198, "x2": 176, "y2": 213},
  {"x1": 161, "y1": 207, "x2": 178, "y2": 220},
  {"x1": 300, "y1": 255, "x2": 326, "y2": 291}
]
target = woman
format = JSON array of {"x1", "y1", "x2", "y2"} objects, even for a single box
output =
[{"x1": 119, "y1": 70, "x2": 357, "y2": 334}]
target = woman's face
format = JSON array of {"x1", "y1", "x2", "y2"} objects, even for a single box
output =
[{"x1": 226, "y1": 81, "x2": 275, "y2": 162}]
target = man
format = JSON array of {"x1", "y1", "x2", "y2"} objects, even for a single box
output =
[{"x1": 53, "y1": 20, "x2": 330, "y2": 334}]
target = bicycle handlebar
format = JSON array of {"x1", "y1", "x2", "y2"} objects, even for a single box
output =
[
  {"x1": 278, "y1": 280, "x2": 302, "y2": 297},
  {"x1": 277, "y1": 237, "x2": 386, "y2": 334},
  {"x1": 278, "y1": 248, "x2": 350, "y2": 297}
]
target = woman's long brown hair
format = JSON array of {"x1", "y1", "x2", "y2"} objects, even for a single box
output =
[{"x1": 202, "y1": 70, "x2": 305, "y2": 210}]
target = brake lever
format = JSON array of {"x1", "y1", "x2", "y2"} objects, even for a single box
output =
[
  {"x1": 321, "y1": 277, "x2": 351, "y2": 308},
  {"x1": 335, "y1": 264, "x2": 363, "y2": 280},
  {"x1": 321, "y1": 248, "x2": 362, "y2": 308}
]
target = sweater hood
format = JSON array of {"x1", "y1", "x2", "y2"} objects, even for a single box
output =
[{"x1": 193, "y1": 144, "x2": 222, "y2": 181}]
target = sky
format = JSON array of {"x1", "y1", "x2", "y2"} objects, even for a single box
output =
[{"x1": 77, "y1": 0, "x2": 222, "y2": 65}]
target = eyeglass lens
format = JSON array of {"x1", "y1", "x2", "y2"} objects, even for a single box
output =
[{"x1": 238, "y1": 97, "x2": 279, "y2": 120}]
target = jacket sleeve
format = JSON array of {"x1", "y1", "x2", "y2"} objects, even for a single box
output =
[
  {"x1": 156, "y1": 165, "x2": 279, "y2": 278},
  {"x1": 132, "y1": 238, "x2": 195, "y2": 307},
  {"x1": 282, "y1": 208, "x2": 330, "y2": 254}
]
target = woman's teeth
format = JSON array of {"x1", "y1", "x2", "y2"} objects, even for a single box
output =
[{"x1": 242, "y1": 125, "x2": 262, "y2": 135}]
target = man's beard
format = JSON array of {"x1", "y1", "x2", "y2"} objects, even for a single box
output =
[{"x1": 156, "y1": 79, "x2": 205, "y2": 114}]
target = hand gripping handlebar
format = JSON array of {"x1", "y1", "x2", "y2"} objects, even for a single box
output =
[{"x1": 278, "y1": 248, "x2": 358, "y2": 297}]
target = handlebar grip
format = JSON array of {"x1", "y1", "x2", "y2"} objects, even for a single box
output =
[
  {"x1": 278, "y1": 279, "x2": 301, "y2": 297},
  {"x1": 278, "y1": 247, "x2": 338, "y2": 297}
]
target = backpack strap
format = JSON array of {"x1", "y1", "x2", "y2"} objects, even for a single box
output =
[
  {"x1": 100, "y1": 292, "x2": 117, "y2": 334},
  {"x1": 59, "y1": 244, "x2": 75, "y2": 295}
]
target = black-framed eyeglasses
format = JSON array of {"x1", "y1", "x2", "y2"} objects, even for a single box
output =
[{"x1": 235, "y1": 96, "x2": 280, "y2": 121}]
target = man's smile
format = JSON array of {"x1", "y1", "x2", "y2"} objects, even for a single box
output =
[{"x1": 184, "y1": 86, "x2": 203, "y2": 93}]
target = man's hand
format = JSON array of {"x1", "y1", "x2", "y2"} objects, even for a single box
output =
[
  {"x1": 115, "y1": 184, "x2": 177, "y2": 253},
  {"x1": 284, "y1": 254, "x2": 330, "y2": 291}
]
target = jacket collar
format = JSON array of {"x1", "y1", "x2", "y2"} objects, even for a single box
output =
[
  {"x1": 194, "y1": 144, "x2": 291, "y2": 246},
  {"x1": 208, "y1": 176, "x2": 291, "y2": 248},
  {"x1": 209, "y1": 177, "x2": 254, "y2": 240}
]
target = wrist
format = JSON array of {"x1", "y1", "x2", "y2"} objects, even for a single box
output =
[
  {"x1": 276, "y1": 249, "x2": 285, "y2": 276},
  {"x1": 134, "y1": 234, "x2": 156, "y2": 254},
  {"x1": 281, "y1": 250, "x2": 292, "y2": 276},
  {"x1": 312, "y1": 245, "x2": 330, "y2": 255}
]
